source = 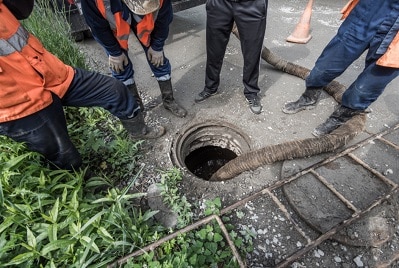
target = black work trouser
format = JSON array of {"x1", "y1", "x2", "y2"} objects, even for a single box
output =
[
  {"x1": 204, "y1": 0, "x2": 267, "y2": 98},
  {"x1": 0, "y1": 68, "x2": 138, "y2": 170}
]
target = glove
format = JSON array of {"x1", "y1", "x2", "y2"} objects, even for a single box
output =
[
  {"x1": 147, "y1": 47, "x2": 164, "y2": 68},
  {"x1": 109, "y1": 53, "x2": 128, "y2": 73}
]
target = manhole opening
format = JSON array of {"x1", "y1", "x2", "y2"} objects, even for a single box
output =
[
  {"x1": 170, "y1": 121, "x2": 251, "y2": 181},
  {"x1": 185, "y1": 145, "x2": 237, "y2": 180}
]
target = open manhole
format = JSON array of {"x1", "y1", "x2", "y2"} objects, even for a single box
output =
[{"x1": 170, "y1": 120, "x2": 252, "y2": 180}]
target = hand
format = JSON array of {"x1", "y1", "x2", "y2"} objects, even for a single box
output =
[
  {"x1": 109, "y1": 53, "x2": 128, "y2": 73},
  {"x1": 147, "y1": 47, "x2": 164, "y2": 67}
]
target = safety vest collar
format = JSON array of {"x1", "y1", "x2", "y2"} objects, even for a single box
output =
[{"x1": 0, "y1": 26, "x2": 29, "y2": 56}]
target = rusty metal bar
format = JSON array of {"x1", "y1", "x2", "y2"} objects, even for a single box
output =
[
  {"x1": 377, "y1": 136, "x2": 399, "y2": 151},
  {"x1": 275, "y1": 187, "x2": 398, "y2": 268},
  {"x1": 265, "y1": 188, "x2": 313, "y2": 244},
  {"x1": 108, "y1": 214, "x2": 245, "y2": 267},
  {"x1": 347, "y1": 153, "x2": 398, "y2": 188},
  {"x1": 112, "y1": 123, "x2": 399, "y2": 267},
  {"x1": 214, "y1": 215, "x2": 246, "y2": 268},
  {"x1": 220, "y1": 124, "x2": 399, "y2": 216},
  {"x1": 108, "y1": 215, "x2": 216, "y2": 267},
  {"x1": 309, "y1": 169, "x2": 360, "y2": 213}
]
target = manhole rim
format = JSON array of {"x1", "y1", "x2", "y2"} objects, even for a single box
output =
[{"x1": 170, "y1": 119, "x2": 252, "y2": 180}]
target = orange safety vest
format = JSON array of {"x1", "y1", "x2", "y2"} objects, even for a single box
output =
[
  {"x1": 341, "y1": 0, "x2": 399, "y2": 68},
  {"x1": 0, "y1": 0, "x2": 74, "y2": 123},
  {"x1": 95, "y1": 0, "x2": 163, "y2": 48}
]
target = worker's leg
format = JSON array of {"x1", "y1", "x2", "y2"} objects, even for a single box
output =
[
  {"x1": 62, "y1": 68, "x2": 139, "y2": 120},
  {"x1": 0, "y1": 94, "x2": 82, "y2": 170},
  {"x1": 233, "y1": 0, "x2": 267, "y2": 98},
  {"x1": 342, "y1": 62, "x2": 399, "y2": 110},
  {"x1": 284, "y1": 0, "x2": 390, "y2": 114},
  {"x1": 108, "y1": 50, "x2": 135, "y2": 86},
  {"x1": 204, "y1": 0, "x2": 234, "y2": 92}
]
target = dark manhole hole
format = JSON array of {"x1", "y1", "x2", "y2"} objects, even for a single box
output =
[{"x1": 170, "y1": 120, "x2": 251, "y2": 181}]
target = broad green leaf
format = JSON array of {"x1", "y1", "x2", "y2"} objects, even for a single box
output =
[
  {"x1": 50, "y1": 198, "x2": 59, "y2": 223},
  {"x1": 213, "y1": 197, "x2": 221, "y2": 207},
  {"x1": 213, "y1": 233, "x2": 223, "y2": 243},
  {"x1": 197, "y1": 229, "x2": 207, "y2": 240},
  {"x1": 41, "y1": 239, "x2": 76, "y2": 256},
  {"x1": 142, "y1": 210, "x2": 159, "y2": 221},
  {"x1": 39, "y1": 170, "x2": 46, "y2": 186},
  {"x1": 189, "y1": 254, "x2": 197, "y2": 265},
  {"x1": 205, "y1": 242, "x2": 217, "y2": 254},
  {"x1": 72, "y1": 211, "x2": 106, "y2": 239},
  {"x1": 41, "y1": 213, "x2": 54, "y2": 223},
  {"x1": 48, "y1": 223, "x2": 58, "y2": 243},
  {"x1": 119, "y1": 193, "x2": 146, "y2": 201},
  {"x1": 27, "y1": 227, "x2": 37, "y2": 248},
  {"x1": 62, "y1": 187, "x2": 68, "y2": 204},
  {"x1": 97, "y1": 227, "x2": 114, "y2": 242},
  {"x1": 3, "y1": 153, "x2": 32, "y2": 169},
  {"x1": 69, "y1": 222, "x2": 80, "y2": 235},
  {"x1": 80, "y1": 236, "x2": 100, "y2": 253},
  {"x1": 70, "y1": 191, "x2": 79, "y2": 210},
  {"x1": 52, "y1": 183, "x2": 76, "y2": 191},
  {"x1": 0, "y1": 217, "x2": 14, "y2": 234},
  {"x1": 91, "y1": 197, "x2": 114, "y2": 204},
  {"x1": 5, "y1": 251, "x2": 36, "y2": 265},
  {"x1": 79, "y1": 236, "x2": 98, "y2": 268}
]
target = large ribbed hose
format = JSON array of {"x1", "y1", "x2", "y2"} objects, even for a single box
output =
[
  {"x1": 210, "y1": 115, "x2": 366, "y2": 181},
  {"x1": 209, "y1": 25, "x2": 365, "y2": 181}
]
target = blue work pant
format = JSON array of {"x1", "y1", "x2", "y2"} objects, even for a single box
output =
[
  {"x1": 111, "y1": 48, "x2": 172, "y2": 85},
  {"x1": 306, "y1": 0, "x2": 399, "y2": 110}
]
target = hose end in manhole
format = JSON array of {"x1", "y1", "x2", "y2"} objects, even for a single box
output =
[{"x1": 170, "y1": 120, "x2": 251, "y2": 181}]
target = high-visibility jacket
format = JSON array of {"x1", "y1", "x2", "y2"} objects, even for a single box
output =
[
  {"x1": 0, "y1": 0, "x2": 74, "y2": 122},
  {"x1": 95, "y1": 0, "x2": 164, "y2": 48},
  {"x1": 341, "y1": 0, "x2": 399, "y2": 68}
]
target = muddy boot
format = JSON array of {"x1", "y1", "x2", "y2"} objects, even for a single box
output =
[
  {"x1": 158, "y1": 80, "x2": 187, "y2": 118},
  {"x1": 121, "y1": 113, "x2": 165, "y2": 139},
  {"x1": 282, "y1": 87, "x2": 322, "y2": 114},
  {"x1": 127, "y1": 83, "x2": 145, "y2": 112},
  {"x1": 312, "y1": 105, "x2": 365, "y2": 137}
]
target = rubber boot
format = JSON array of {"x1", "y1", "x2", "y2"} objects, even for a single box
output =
[
  {"x1": 120, "y1": 113, "x2": 165, "y2": 139},
  {"x1": 158, "y1": 80, "x2": 187, "y2": 118},
  {"x1": 312, "y1": 105, "x2": 365, "y2": 137},
  {"x1": 282, "y1": 87, "x2": 322, "y2": 114},
  {"x1": 127, "y1": 83, "x2": 145, "y2": 112}
]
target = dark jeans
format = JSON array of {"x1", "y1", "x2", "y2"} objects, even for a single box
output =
[
  {"x1": 0, "y1": 68, "x2": 138, "y2": 170},
  {"x1": 204, "y1": 0, "x2": 268, "y2": 99}
]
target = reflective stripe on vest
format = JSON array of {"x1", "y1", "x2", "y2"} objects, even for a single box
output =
[
  {"x1": 0, "y1": 26, "x2": 29, "y2": 56},
  {"x1": 96, "y1": 0, "x2": 131, "y2": 49},
  {"x1": 95, "y1": 0, "x2": 162, "y2": 48},
  {"x1": 0, "y1": 1, "x2": 74, "y2": 122}
]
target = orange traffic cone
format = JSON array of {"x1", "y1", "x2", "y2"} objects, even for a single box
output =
[{"x1": 286, "y1": 0, "x2": 314, "y2": 44}]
